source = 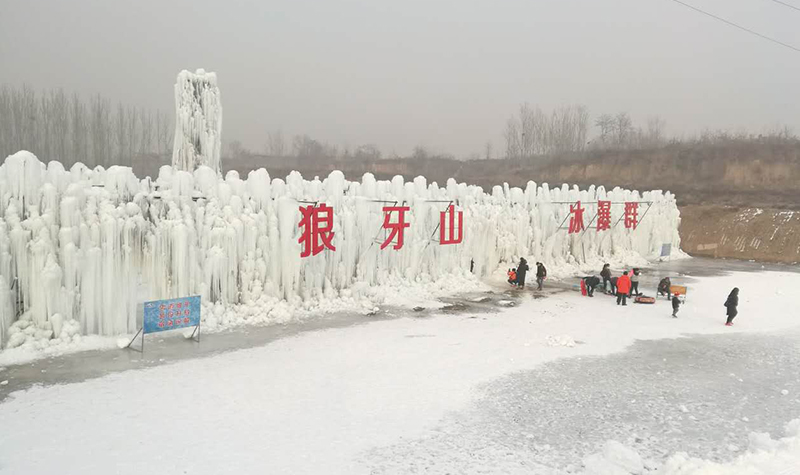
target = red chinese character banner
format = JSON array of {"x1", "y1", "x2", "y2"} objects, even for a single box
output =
[{"x1": 298, "y1": 202, "x2": 465, "y2": 257}]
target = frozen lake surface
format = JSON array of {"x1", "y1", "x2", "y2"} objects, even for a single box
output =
[{"x1": 1, "y1": 259, "x2": 799, "y2": 474}]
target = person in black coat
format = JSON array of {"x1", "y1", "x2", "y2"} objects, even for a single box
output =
[
  {"x1": 516, "y1": 258, "x2": 529, "y2": 288},
  {"x1": 536, "y1": 262, "x2": 547, "y2": 290},
  {"x1": 583, "y1": 276, "x2": 601, "y2": 297},
  {"x1": 671, "y1": 293, "x2": 681, "y2": 318},
  {"x1": 600, "y1": 264, "x2": 612, "y2": 293},
  {"x1": 658, "y1": 277, "x2": 672, "y2": 299},
  {"x1": 724, "y1": 287, "x2": 739, "y2": 326}
]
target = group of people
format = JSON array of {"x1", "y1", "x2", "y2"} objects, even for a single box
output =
[
  {"x1": 507, "y1": 258, "x2": 547, "y2": 290},
  {"x1": 584, "y1": 264, "x2": 642, "y2": 305},
  {"x1": 584, "y1": 264, "x2": 741, "y2": 325}
]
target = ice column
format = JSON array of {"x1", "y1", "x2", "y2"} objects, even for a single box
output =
[{"x1": 172, "y1": 69, "x2": 223, "y2": 174}]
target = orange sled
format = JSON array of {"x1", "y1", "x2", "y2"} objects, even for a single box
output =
[{"x1": 634, "y1": 296, "x2": 656, "y2": 304}]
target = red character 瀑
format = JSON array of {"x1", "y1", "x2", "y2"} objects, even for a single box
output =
[
  {"x1": 439, "y1": 205, "x2": 463, "y2": 245},
  {"x1": 298, "y1": 204, "x2": 336, "y2": 257},
  {"x1": 381, "y1": 206, "x2": 410, "y2": 250},
  {"x1": 624, "y1": 202, "x2": 639, "y2": 229},
  {"x1": 596, "y1": 200, "x2": 611, "y2": 232},
  {"x1": 568, "y1": 201, "x2": 585, "y2": 234}
]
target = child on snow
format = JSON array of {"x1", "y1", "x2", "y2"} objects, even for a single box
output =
[
  {"x1": 507, "y1": 268, "x2": 517, "y2": 286},
  {"x1": 671, "y1": 293, "x2": 681, "y2": 318}
]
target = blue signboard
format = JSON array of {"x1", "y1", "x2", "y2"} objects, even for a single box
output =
[
  {"x1": 143, "y1": 295, "x2": 201, "y2": 334},
  {"x1": 660, "y1": 243, "x2": 672, "y2": 257}
]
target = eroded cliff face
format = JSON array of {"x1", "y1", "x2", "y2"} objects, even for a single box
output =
[{"x1": 680, "y1": 206, "x2": 800, "y2": 263}]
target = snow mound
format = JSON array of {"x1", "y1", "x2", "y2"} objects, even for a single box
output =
[
  {"x1": 582, "y1": 418, "x2": 800, "y2": 474},
  {"x1": 546, "y1": 334, "x2": 577, "y2": 347}
]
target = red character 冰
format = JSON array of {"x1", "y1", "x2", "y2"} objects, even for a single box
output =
[{"x1": 568, "y1": 201, "x2": 585, "y2": 234}]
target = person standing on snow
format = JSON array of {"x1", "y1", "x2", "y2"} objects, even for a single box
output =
[
  {"x1": 600, "y1": 264, "x2": 612, "y2": 293},
  {"x1": 516, "y1": 258, "x2": 529, "y2": 288},
  {"x1": 671, "y1": 293, "x2": 681, "y2": 318},
  {"x1": 630, "y1": 268, "x2": 641, "y2": 296},
  {"x1": 616, "y1": 271, "x2": 632, "y2": 306},
  {"x1": 583, "y1": 276, "x2": 601, "y2": 297},
  {"x1": 536, "y1": 262, "x2": 547, "y2": 290},
  {"x1": 658, "y1": 277, "x2": 672, "y2": 299},
  {"x1": 724, "y1": 287, "x2": 739, "y2": 326}
]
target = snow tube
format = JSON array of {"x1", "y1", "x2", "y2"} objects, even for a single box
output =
[{"x1": 634, "y1": 296, "x2": 656, "y2": 304}]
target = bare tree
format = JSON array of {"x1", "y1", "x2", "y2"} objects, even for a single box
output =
[
  {"x1": 354, "y1": 144, "x2": 381, "y2": 161},
  {"x1": 90, "y1": 95, "x2": 111, "y2": 167},
  {"x1": 595, "y1": 114, "x2": 614, "y2": 147},
  {"x1": 265, "y1": 130, "x2": 286, "y2": 157},
  {"x1": 114, "y1": 103, "x2": 128, "y2": 165},
  {"x1": 225, "y1": 140, "x2": 246, "y2": 160},
  {"x1": 51, "y1": 89, "x2": 69, "y2": 163},
  {"x1": 504, "y1": 118, "x2": 521, "y2": 159},
  {"x1": 485, "y1": 141, "x2": 493, "y2": 160},
  {"x1": 0, "y1": 86, "x2": 10, "y2": 157},
  {"x1": 71, "y1": 93, "x2": 88, "y2": 165},
  {"x1": 411, "y1": 145, "x2": 429, "y2": 160},
  {"x1": 614, "y1": 112, "x2": 632, "y2": 147},
  {"x1": 140, "y1": 110, "x2": 153, "y2": 157},
  {"x1": 645, "y1": 116, "x2": 666, "y2": 147}
]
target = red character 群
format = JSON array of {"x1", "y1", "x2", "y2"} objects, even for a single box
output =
[
  {"x1": 596, "y1": 200, "x2": 611, "y2": 232},
  {"x1": 440, "y1": 205, "x2": 463, "y2": 245},
  {"x1": 381, "y1": 206, "x2": 410, "y2": 250},
  {"x1": 298, "y1": 204, "x2": 336, "y2": 257},
  {"x1": 624, "y1": 202, "x2": 639, "y2": 229},
  {"x1": 568, "y1": 201, "x2": 585, "y2": 234}
]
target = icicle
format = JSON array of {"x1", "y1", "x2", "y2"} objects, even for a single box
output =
[{"x1": 171, "y1": 69, "x2": 223, "y2": 174}]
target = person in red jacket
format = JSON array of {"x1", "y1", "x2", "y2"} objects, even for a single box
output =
[{"x1": 616, "y1": 271, "x2": 632, "y2": 306}]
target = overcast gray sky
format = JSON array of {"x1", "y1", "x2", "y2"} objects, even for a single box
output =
[{"x1": 2, "y1": 0, "x2": 799, "y2": 157}]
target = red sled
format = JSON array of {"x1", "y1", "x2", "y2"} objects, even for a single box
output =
[
  {"x1": 580, "y1": 279, "x2": 587, "y2": 296},
  {"x1": 634, "y1": 296, "x2": 655, "y2": 304}
]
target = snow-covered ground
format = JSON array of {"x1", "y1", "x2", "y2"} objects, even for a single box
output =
[{"x1": 1, "y1": 269, "x2": 798, "y2": 474}]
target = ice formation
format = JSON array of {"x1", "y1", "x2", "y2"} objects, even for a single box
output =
[
  {"x1": 0, "y1": 150, "x2": 681, "y2": 349},
  {"x1": 172, "y1": 69, "x2": 222, "y2": 174}
]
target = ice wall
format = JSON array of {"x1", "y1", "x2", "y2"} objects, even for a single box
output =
[
  {"x1": 0, "y1": 150, "x2": 681, "y2": 348},
  {"x1": 172, "y1": 69, "x2": 222, "y2": 174}
]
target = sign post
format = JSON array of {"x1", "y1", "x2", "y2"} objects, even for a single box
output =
[{"x1": 126, "y1": 295, "x2": 201, "y2": 352}]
